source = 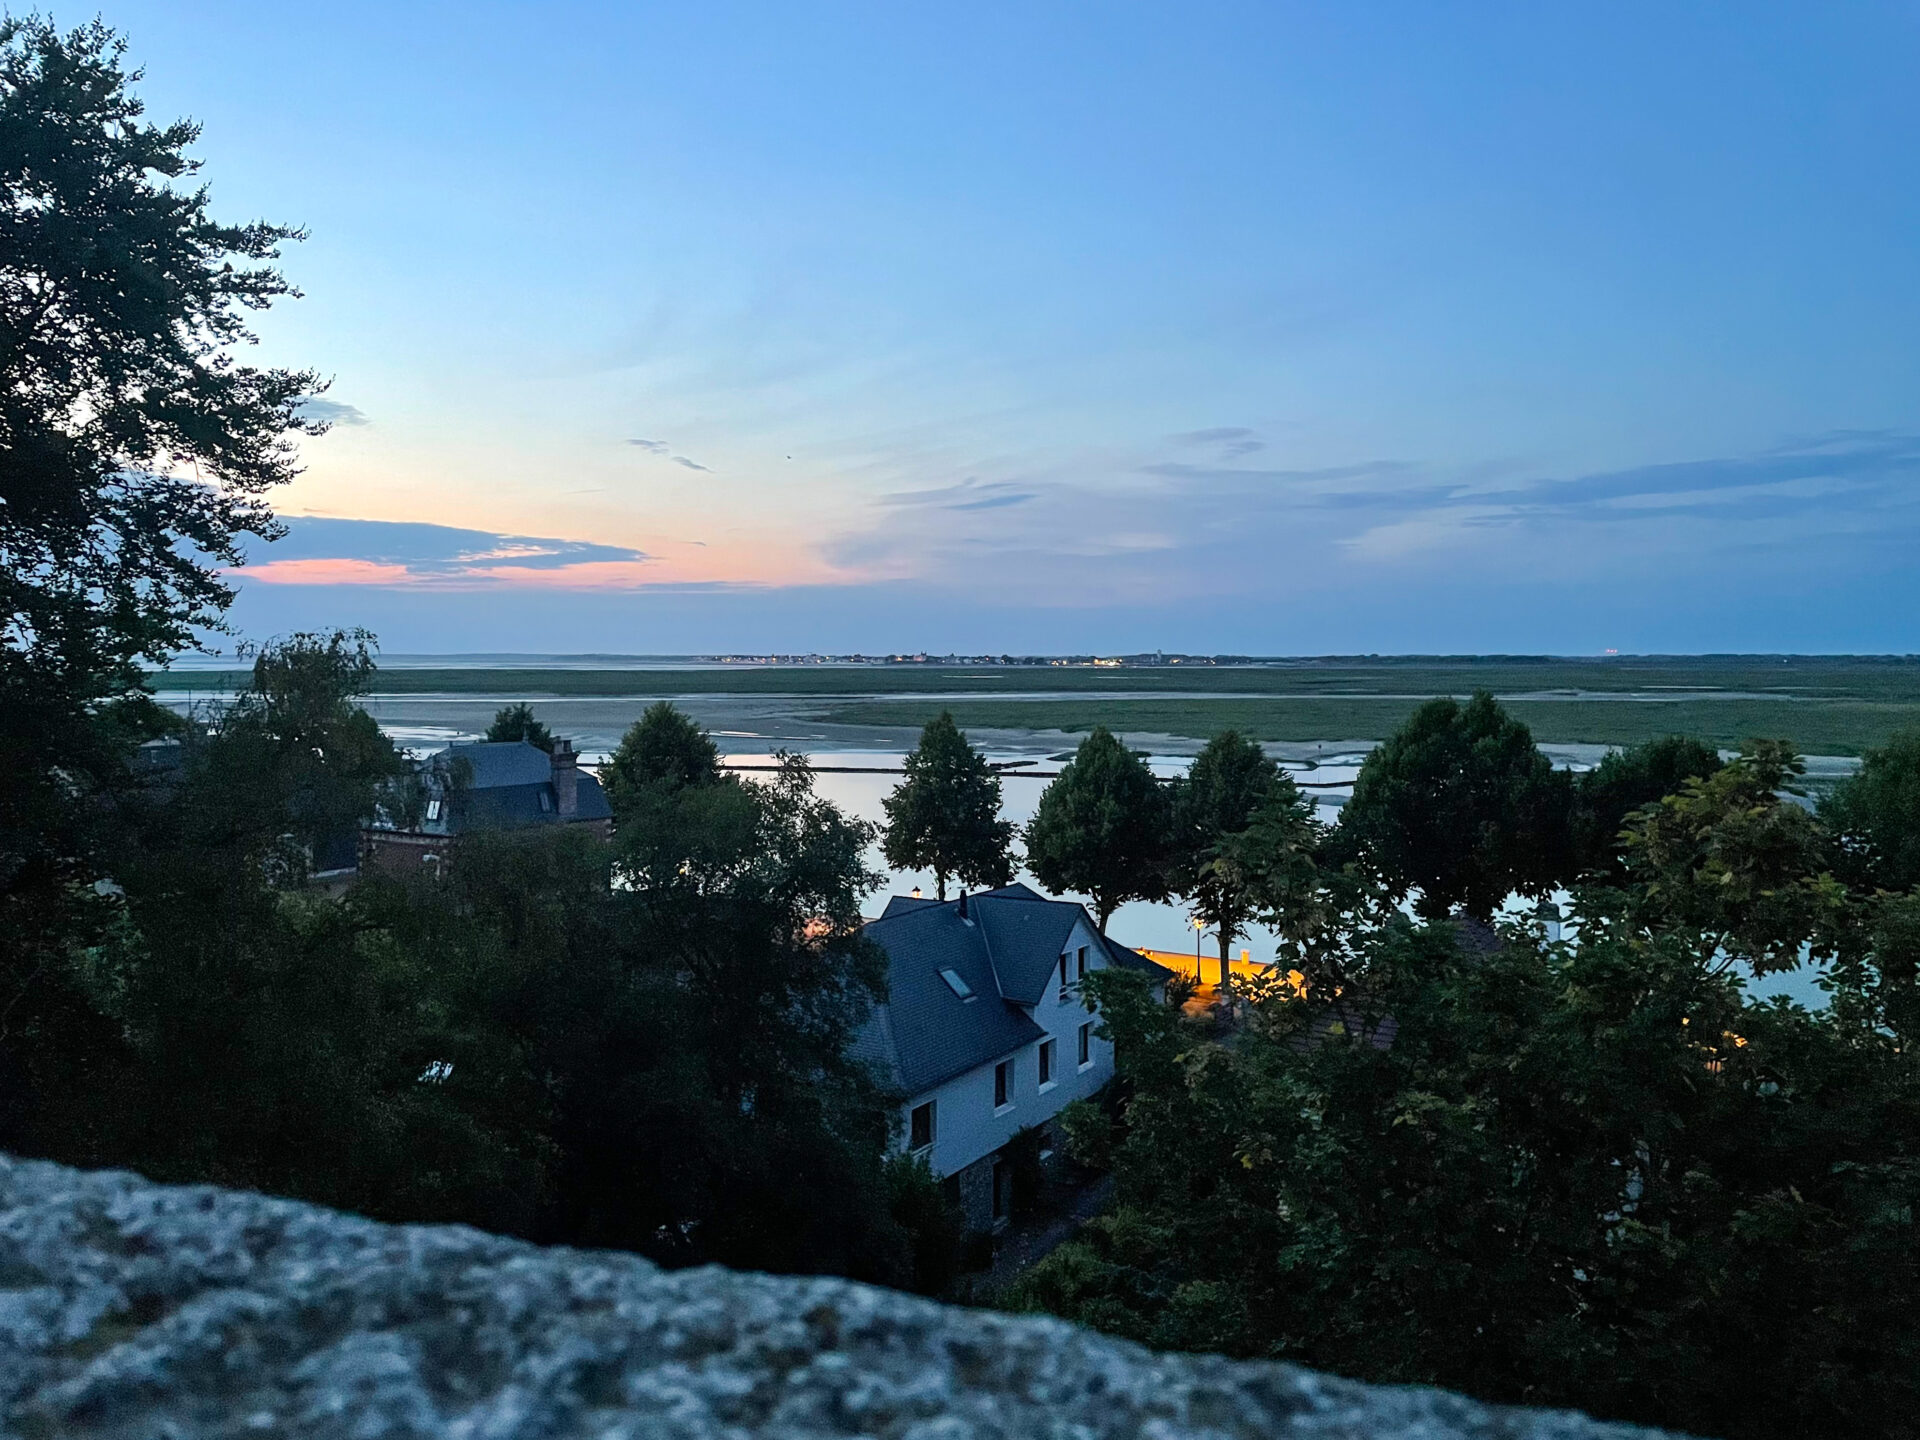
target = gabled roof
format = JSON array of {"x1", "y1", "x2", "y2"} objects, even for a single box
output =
[{"x1": 857, "y1": 883, "x2": 1170, "y2": 1098}]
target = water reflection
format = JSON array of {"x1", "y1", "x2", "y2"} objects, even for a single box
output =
[{"x1": 715, "y1": 747, "x2": 1350, "y2": 961}]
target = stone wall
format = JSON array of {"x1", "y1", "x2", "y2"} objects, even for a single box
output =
[{"x1": 0, "y1": 1154, "x2": 1688, "y2": 1438}]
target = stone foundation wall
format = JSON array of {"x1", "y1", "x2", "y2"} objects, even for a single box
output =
[{"x1": 0, "y1": 1154, "x2": 1687, "y2": 1439}]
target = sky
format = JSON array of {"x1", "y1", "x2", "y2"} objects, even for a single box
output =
[{"x1": 100, "y1": 0, "x2": 1920, "y2": 654}]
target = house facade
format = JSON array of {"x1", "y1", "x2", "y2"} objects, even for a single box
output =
[
  {"x1": 362, "y1": 737, "x2": 613, "y2": 874},
  {"x1": 856, "y1": 882, "x2": 1168, "y2": 1234}
]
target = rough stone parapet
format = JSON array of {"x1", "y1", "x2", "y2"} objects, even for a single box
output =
[{"x1": 0, "y1": 1154, "x2": 1686, "y2": 1438}]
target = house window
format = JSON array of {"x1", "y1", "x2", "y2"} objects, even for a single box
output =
[
  {"x1": 1038, "y1": 1039, "x2": 1055, "y2": 1087},
  {"x1": 909, "y1": 1101, "x2": 935, "y2": 1153},
  {"x1": 994, "y1": 1060, "x2": 1010, "y2": 1110},
  {"x1": 425, "y1": 798, "x2": 442, "y2": 822},
  {"x1": 1058, "y1": 954, "x2": 1069, "y2": 990},
  {"x1": 538, "y1": 791, "x2": 553, "y2": 812},
  {"x1": 1076, "y1": 945, "x2": 1088, "y2": 980},
  {"x1": 1078, "y1": 1021, "x2": 1092, "y2": 1067},
  {"x1": 939, "y1": 967, "x2": 974, "y2": 999}
]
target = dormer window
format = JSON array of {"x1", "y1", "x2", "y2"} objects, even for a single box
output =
[{"x1": 939, "y1": 967, "x2": 974, "y2": 999}]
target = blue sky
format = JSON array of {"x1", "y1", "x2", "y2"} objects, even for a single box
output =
[{"x1": 101, "y1": 1, "x2": 1920, "y2": 653}]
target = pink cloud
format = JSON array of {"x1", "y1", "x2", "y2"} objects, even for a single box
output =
[{"x1": 243, "y1": 558, "x2": 418, "y2": 585}]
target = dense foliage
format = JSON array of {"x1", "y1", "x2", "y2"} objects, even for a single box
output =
[
  {"x1": 484, "y1": 702, "x2": 555, "y2": 752},
  {"x1": 1010, "y1": 742, "x2": 1920, "y2": 1440},
  {"x1": 1566, "y1": 734, "x2": 1722, "y2": 880},
  {"x1": 881, "y1": 712, "x2": 1016, "y2": 900},
  {"x1": 1339, "y1": 692, "x2": 1568, "y2": 919},
  {"x1": 0, "y1": 18, "x2": 320, "y2": 1157},
  {"x1": 1823, "y1": 728, "x2": 1920, "y2": 892},
  {"x1": 1026, "y1": 726, "x2": 1171, "y2": 931},
  {"x1": 599, "y1": 698, "x2": 723, "y2": 808}
]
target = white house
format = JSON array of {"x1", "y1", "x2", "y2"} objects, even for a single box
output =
[{"x1": 855, "y1": 882, "x2": 1170, "y2": 1233}]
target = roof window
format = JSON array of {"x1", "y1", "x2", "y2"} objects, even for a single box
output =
[{"x1": 938, "y1": 967, "x2": 974, "y2": 999}]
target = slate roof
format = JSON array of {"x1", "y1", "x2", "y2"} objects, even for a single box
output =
[
  {"x1": 856, "y1": 883, "x2": 1171, "y2": 1098},
  {"x1": 419, "y1": 741, "x2": 613, "y2": 835},
  {"x1": 444, "y1": 742, "x2": 553, "y2": 789}
]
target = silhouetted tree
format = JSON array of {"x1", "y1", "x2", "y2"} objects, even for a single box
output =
[
  {"x1": 1568, "y1": 734, "x2": 1722, "y2": 880},
  {"x1": 1338, "y1": 693, "x2": 1569, "y2": 919},
  {"x1": 485, "y1": 702, "x2": 554, "y2": 752},
  {"x1": 600, "y1": 701, "x2": 721, "y2": 819},
  {"x1": 882, "y1": 712, "x2": 1015, "y2": 899},
  {"x1": 0, "y1": 18, "x2": 318, "y2": 1153},
  {"x1": 1169, "y1": 731, "x2": 1291, "y2": 985},
  {"x1": 1823, "y1": 728, "x2": 1920, "y2": 892},
  {"x1": 1027, "y1": 727, "x2": 1171, "y2": 932}
]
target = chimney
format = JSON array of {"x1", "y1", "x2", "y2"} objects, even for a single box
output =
[
  {"x1": 957, "y1": 890, "x2": 969, "y2": 921},
  {"x1": 551, "y1": 737, "x2": 579, "y2": 817}
]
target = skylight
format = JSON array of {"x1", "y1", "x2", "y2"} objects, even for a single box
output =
[{"x1": 939, "y1": 967, "x2": 974, "y2": 999}]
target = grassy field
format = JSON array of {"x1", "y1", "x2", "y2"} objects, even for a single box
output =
[
  {"x1": 149, "y1": 656, "x2": 1920, "y2": 702},
  {"x1": 815, "y1": 696, "x2": 1920, "y2": 755}
]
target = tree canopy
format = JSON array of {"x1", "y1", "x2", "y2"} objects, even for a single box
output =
[
  {"x1": 600, "y1": 700, "x2": 721, "y2": 818},
  {"x1": 485, "y1": 702, "x2": 555, "y2": 752},
  {"x1": 1823, "y1": 728, "x2": 1920, "y2": 892},
  {"x1": 1026, "y1": 726, "x2": 1172, "y2": 932},
  {"x1": 1567, "y1": 733, "x2": 1722, "y2": 880},
  {"x1": 1339, "y1": 692, "x2": 1569, "y2": 919},
  {"x1": 881, "y1": 712, "x2": 1015, "y2": 900},
  {"x1": 1010, "y1": 743, "x2": 1920, "y2": 1440},
  {"x1": 1168, "y1": 731, "x2": 1297, "y2": 985}
]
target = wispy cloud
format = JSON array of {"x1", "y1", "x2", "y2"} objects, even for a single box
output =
[
  {"x1": 1172, "y1": 426, "x2": 1265, "y2": 459},
  {"x1": 239, "y1": 518, "x2": 653, "y2": 589},
  {"x1": 816, "y1": 429, "x2": 1920, "y2": 605},
  {"x1": 628, "y1": 437, "x2": 713, "y2": 472},
  {"x1": 878, "y1": 478, "x2": 1037, "y2": 510},
  {"x1": 296, "y1": 397, "x2": 370, "y2": 427}
]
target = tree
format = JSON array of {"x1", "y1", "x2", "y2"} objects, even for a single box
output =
[
  {"x1": 1, "y1": 18, "x2": 317, "y2": 1153},
  {"x1": 1, "y1": 16, "x2": 318, "y2": 817},
  {"x1": 1823, "y1": 728, "x2": 1920, "y2": 892},
  {"x1": 556, "y1": 751, "x2": 916, "y2": 1279},
  {"x1": 485, "y1": 702, "x2": 554, "y2": 752},
  {"x1": 67, "y1": 633, "x2": 540, "y2": 1224},
  {"x1": 1026, "y1": 726, "x2": 1171, "y2": 932},
  {"x1": 1568, "y1": 734, "x2": 1722, "y2": 879},
  {"x1": 1169, "y1": 731, "x2": 1292, "y2": 986},
  {"x1": 1009, "y1": 756, "x2": 1920, "y2": 1439},
  {"x1": 1339, "y1": 692, "x2": 1569, "y2": 920},
  {"x1": 1619, "y1": 740, "x2": 1847, "y2": 976},
  {"x1": 881, "y1": 712, "x2": 1015, "y2": 899},
  {"x1": 600, "y1": 700, "x2": 720, "y2": 819}
]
